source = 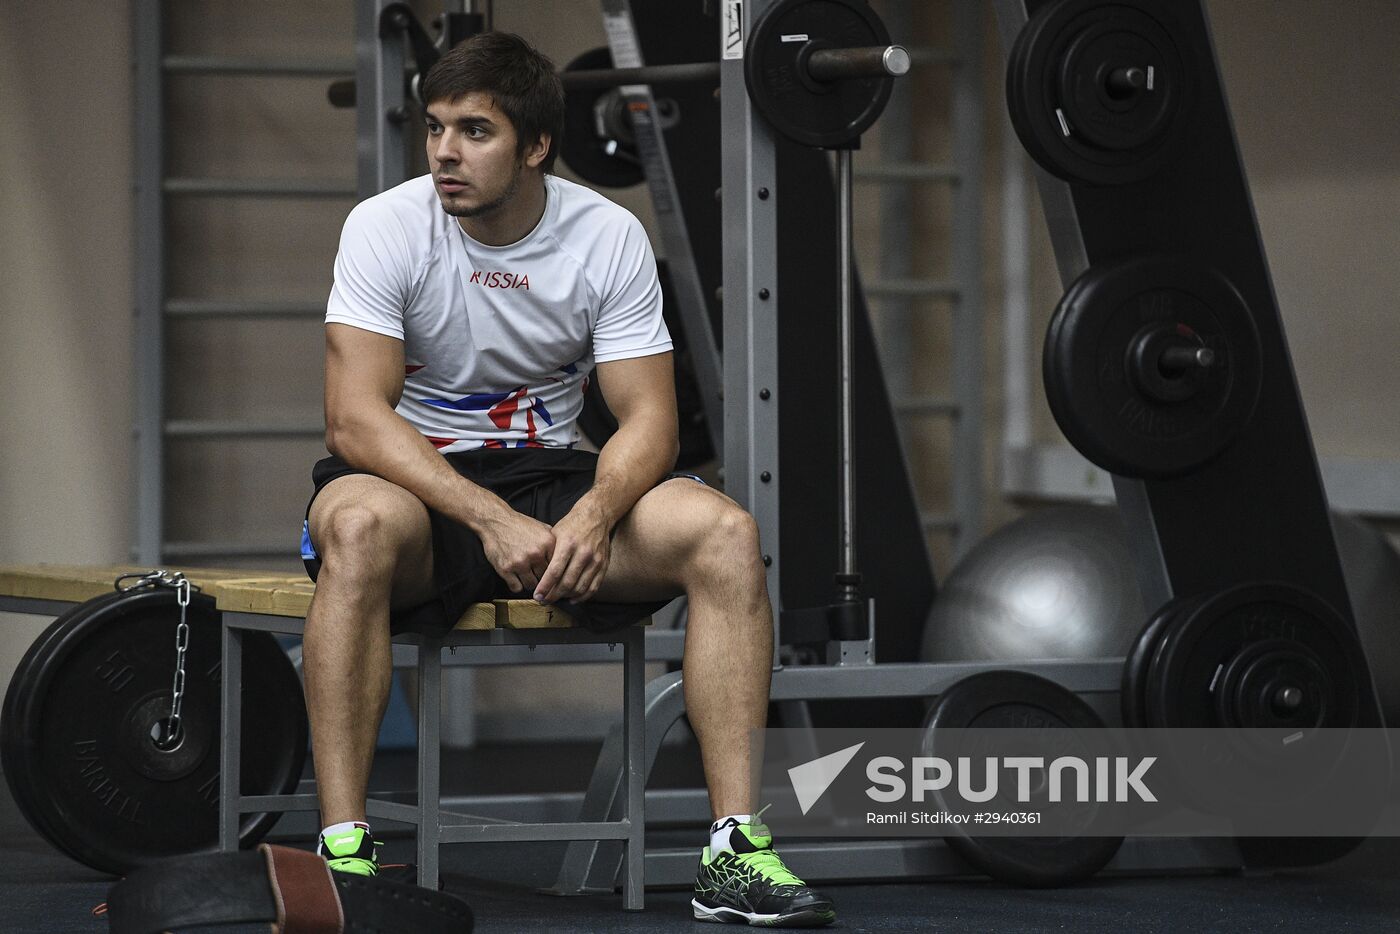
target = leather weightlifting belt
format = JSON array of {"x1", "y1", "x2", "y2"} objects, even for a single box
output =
[{"x1": 105, "y1": 844, "x2": 473, "y2": 933}]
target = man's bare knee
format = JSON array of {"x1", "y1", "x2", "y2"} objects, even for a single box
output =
[
  {"x1": 688, "y1": 503, "x2": 764, "y2": 593},
  {"x1": 309, "y1": 476, "x2": 434, "y2": 601}
]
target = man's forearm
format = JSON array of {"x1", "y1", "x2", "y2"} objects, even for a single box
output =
[
  {"x1": 327, "y1": 407, "x2": 507, "y2": 533},
  {"x1": 578, "y1": 415, "x2": 679, "y2": 530}
]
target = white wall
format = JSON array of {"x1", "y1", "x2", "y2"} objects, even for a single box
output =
[{"x1": 0, "y1": 0, "x2": 136, "y2": 686}]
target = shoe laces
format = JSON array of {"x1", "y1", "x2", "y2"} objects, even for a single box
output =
[{"x1": 733, "y1": 847, "x2": 803, "y2": 888}]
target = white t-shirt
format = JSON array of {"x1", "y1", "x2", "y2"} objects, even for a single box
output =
[{"x1": 325, "y1": 173, "x2": 672, "y2": 451}]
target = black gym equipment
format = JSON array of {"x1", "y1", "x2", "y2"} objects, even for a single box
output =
[
  {"x1": 1, "y1": 584, "x2": 307, "y2": 875},
  {"x1": 1122, "y1": 584, "x2": 1370, "y2": 807},
  {"x1": 997, "y1": 0, "x2": 1390, "y2": 870},
  {"x1": 618, "y1": 0, "x2": 937, "y2": 683},
  {"x1": 744, "y1": 0, "x2": 907, "y2": 149},
  {"x1": 1042, "y1": 255, "x2": 1263, "y2": 479},
  {"x1": 1006, "y1": 0, "x2": 1193, "y2": 185},
  {"x1": 559, "y1": 47, "x2": 647, "y2": 189},
  {"x1": 921, "y1": 671, "x2": 1125, "y2": 887},
  {"x1": 341, "y1": 0, "x2": 909, "y2": 153}
]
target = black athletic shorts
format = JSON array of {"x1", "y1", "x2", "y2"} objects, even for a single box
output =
[{"x1": 300, "y1": 447, "x2": 698, "y2": 636}]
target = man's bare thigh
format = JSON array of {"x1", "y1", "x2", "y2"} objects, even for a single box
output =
[
  {"x1": 307, "y1": 473, "x2": 436, "y2": 609},
  {"x1": 592, "y1": 478, "x2": 745, "y2": 603}
]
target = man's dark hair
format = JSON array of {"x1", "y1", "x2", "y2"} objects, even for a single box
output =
[{"x1": 420, "y1": 32, "x2": 565, "y2": 174}]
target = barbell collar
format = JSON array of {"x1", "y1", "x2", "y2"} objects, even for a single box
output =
[
  {"x1": 1159, "y1": 344, "x2": 1215, "y2": 373},
  {"x1": 806, "y1": 44, "x2": 911, "y2": 82}
]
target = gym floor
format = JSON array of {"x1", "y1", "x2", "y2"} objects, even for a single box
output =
[{"x1": 4, "y1": 740, "x2": 1399, "y2": 933}]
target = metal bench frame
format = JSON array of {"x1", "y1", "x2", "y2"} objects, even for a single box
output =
[{"x1": 218, "y1": 608, "x2": 648, "y2": 905}]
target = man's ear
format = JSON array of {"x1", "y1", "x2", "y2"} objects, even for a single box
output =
[{"x1": 524, "y1": 132, "x2": 552, "y2": 169}]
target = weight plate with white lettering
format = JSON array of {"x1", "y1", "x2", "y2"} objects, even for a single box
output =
[
  {"x1": 1043, "y1": 255, "x2": 1263, "y2": 479},
  {"x1": 921, "y1": 671, "x2": 1123, "y2": 887},
  {"x1": 0, "y1": 587, "x2": 306, "y2": 875},
  {"x1": 1006, "y1": 0, "x2": 1193, "y2": 185},
  {"x1": 745, "y1": 0, "x2": 896, "y2": 148},
  {"x1": 1144, "y1": 583, "x2": 1366, "y2": 806}
]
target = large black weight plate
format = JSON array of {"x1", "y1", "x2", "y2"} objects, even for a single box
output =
[
  {"x1": 745, "y1": 0, "x2": 894, "y2": 149},
  {"x1": 1043, "y1": 255, "x2": 1263, "y2": 480},
  {"x1": 0, "y1": 587, "x2": 307, "y2": 875},
  {"x1": 921, "y1": 671, "x2": 1123, "y2": 887},
  {"x1": 1007, "y1": 0, "x2": 1193, "y2": 185},
  {"x1": 559, "y1": 47, "x2": 645, "y2": 189},
  {"x1": 1, "y1": 591, "x2": 133, "y2": 866},
  {"x1": 1143, "y1": 583, "x2": 1377, "y2": 865},
  {"x1": 1119, "y1": 593, "x2": 1200, "y2": 729},
  {"x1": 1146, "y1": 583, "x2": 1364, "y2": 733},
  {"x1": 1145, "y1": 584, "x2": 1365, "y2": 804}
]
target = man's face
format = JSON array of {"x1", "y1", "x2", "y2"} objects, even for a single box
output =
[{"x1": 424, "y1": 92, "x2": 540, "y2": 219}]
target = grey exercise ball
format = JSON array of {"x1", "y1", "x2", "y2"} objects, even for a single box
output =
[
  {"x1": 921, "y1": 505, "x2": 1146, "y2": 662},
  {"x1": 922, "y1": 504, "x2": 1400, "y2": 726}
]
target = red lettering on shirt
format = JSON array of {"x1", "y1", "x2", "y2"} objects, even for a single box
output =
[{"x1": 469, "y1": 271, "x2": 531, "y2": 290}]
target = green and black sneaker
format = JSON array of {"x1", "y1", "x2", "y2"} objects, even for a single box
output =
[
  {"x1": 317, "y1": 825, "x2": 380, "y2": 876},
  {"x1": 693, "y1": 818, "x2": 836, "y2": 927}
]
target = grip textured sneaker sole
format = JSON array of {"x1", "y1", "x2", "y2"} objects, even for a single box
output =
[{"x1": 692, "y1": 897, "x2": 837, "y2": 927}]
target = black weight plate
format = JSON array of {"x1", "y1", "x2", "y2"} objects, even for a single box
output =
[
  {"x1": 1043, "y1": 255, "x2": 1263, "y2": 479},
  {"x1": 922, "y1": 671, "x2": 1123, "y2": 887},
  {"x1": 1147, "y1": 583, "x2": 1364, "y2": 732},
  {"x1": 1120, "y1": 593, "x2": 1201, "y2": 729},
  {"x1": 1145, "y1": 583, "x2": 1367, "y2": 812},
  {"x1": 745, "y1": 0, "x2": 894, "y2": 149},
  {"x1": 559, "y1": 47, "x2": 645, "y2": 189},
  {"x1": 0, "y1": 588, "x2": 307, "y2": 875},
  {"x1": 1007, "y1": 0, "x2": 1193, "y2": 185},
  {"x1": 1142, "y1": 585, "x2": 1381, "y2": 866},
  {"x1": 2, "y1": 590, "x2": 135, "y2": 866}
]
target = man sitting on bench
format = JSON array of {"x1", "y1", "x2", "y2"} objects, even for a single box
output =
[{"x1": 296, "y1": 32, "x2": 835, "y2": 928}]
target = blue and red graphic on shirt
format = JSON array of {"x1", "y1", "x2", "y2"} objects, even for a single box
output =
[
  {"x1": 417, "y1": 359, "x2": 585, "y2": 449},
  {"x1": 421, "y1": 386, "x2": 555, "y2": 444}
]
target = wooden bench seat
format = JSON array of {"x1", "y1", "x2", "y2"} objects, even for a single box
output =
[{"x1": 0, "y1": 563, "x2": 593, "y2": 629}]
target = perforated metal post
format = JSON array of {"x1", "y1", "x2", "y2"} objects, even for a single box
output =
[
  {"x1": 720, "y1": 0, "x2": 782, "y2": 635},
  {"x1": 357, "y1": 0, "x2": 406, "y2": 198}
]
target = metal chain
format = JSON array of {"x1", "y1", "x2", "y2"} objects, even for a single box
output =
[
  {"x1": 166, "y1": 577, "x2": 192, "y2": 746},
  {"x1": 115, "y1": 570, "x2": 196, "y2": 747}
]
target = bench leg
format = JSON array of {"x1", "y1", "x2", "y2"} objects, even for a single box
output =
[
  {"x1": 219, "y1": 621, "x2": 242, "y2": 851},
  {"x1": 417, "y1": 639, "x2": 442, "y2": 890},
  {"x1": 623, "y1": 626, "x2": 646, "y2": 910}
]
